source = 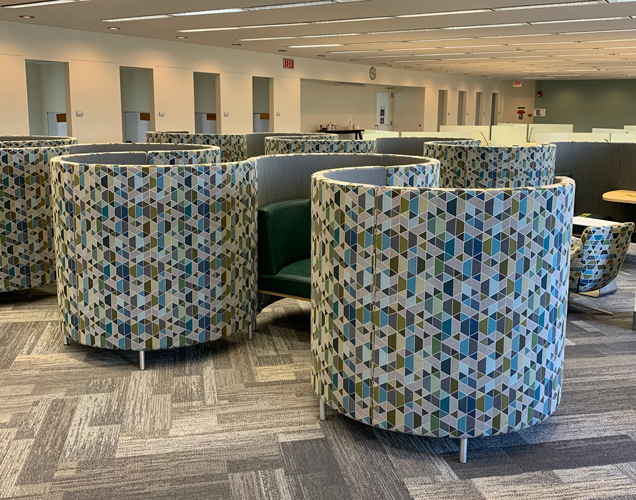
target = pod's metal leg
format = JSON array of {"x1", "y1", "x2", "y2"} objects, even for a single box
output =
[
  {"x1": 63, "y1": 336, "x2": 69, "y2": 346},
  {"x1": 139, "y1": 351, "x2": 146, "y2": 371},
  {"x1": 248, "y1": 325, "x2": 254, "y2": 340},
  {"x1": 459, "y1": 439, "x2": 468, "y2": 464},
  {"x1": 320, "y1": 401, "x2": 327, "y2": 421}
]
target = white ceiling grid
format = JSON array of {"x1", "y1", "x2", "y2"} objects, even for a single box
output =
[{"x1": 2, "y1": 0, "x2": 636, "y2": 78}]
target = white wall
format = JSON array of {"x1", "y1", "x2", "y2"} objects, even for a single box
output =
[
  {"x1": 0, "y1": 54, "x2": 29, "y2": 135},
  {"x1": 271, "y1": 76, "x2": 301, "y2": 132},
  {"x1": 68, "y1": 60, "x2": 122, "y2": 143},
  {"x1": 301, "y1": 81, "x2": 377, "y2": 132},
  {"x1": 154, "y1": 66, "x2": 194, "y2": 133},
  {"x1": 0, "y1": 20, "x2": 506, "y2": 142},
  {"x1": 218, "y1": 72, "x2": 252, "y2": 134},
  {"x1": 392, "y1": 87, "x2": 425, "y2": 132}
]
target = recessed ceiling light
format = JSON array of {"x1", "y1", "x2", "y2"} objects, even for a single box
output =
[
  {"x1": 101, "y1": 0, "x2": 368, "y2": 22},
  {"x1": 3, "y1": 0, "x2": 89, "y2": 8},
  {"x1": 231, "y1": 43, "x2": 242, "y2": 46},
  {"x1": 107, "y1": 26, "x2": 120, "y2": 30},
  {"x1": 317, "y1": 54, "x2": 326, "y2": 57},
  {"x1": 278, "y1": 49, "x2": 287, "y2": 51},
  {"x1": 19, "y1": 14, "x2": 33, "y2": 17},
  {"x1": 176, "y1": 35, "x2": 187, "y2": 39}
]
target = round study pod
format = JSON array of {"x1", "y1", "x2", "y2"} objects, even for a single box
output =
[
  {"x1": 264, "y1": 136, "x2": 376, "y2": 155},
  {"x1": 253, "y1": 153, "x2": 438, "y2": 304},
  {"x1": 147, "y1": 131, "x2": 247, "y2": 162},
  {"x1": 0, "y1": 135, "x2": 78, "y2": 292},
  {"x1": 50, "y1": 151, "x2": 257, "y2": 370},
  {"x1": 424, "y1": 142, "x2": 556, "y2": 189},
  {"x1": 312, "y1": 165, "x2": 575, "y2": 462},
  {"x1": 68, "y1": 142, "x2": 221, "y2": 165},
  {"x1": 246, "y1": 132, "x2": 337, "y2": 158}
]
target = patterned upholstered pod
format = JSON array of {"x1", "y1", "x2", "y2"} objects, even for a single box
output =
[
  {"x1": 423, "y1": 142, "x2": 556, "y2": 189},
  {"x1": 264, "y1": 137, "x2": 377, "y2": 155},
  {"x1": 147, "y1": 132, "x2": 248, "y2": 162},
  {"x1": 570, "y1": 223, "x2": 635, "y2": 293},
  {"x1": 50, "y1": 152, "x2": 257, "y2": 351},
  {"x1": 0, "y1": 136, "x2": 78, "y2": 292},
  {"x1": 68, "y1": 143, "x2": 221, "y2": 165},
  {"x1": 246, "y1": 133, "x2": 338, "y2": 158},
  {"x1": 312, "y1": 168, "x2": 575, "y2": 438}
]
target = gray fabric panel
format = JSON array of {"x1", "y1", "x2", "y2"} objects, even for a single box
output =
[
  {"x1": 380, "y1": 154, "x2": 430, "y2": 166},
  {"x1": 553, "y1": 142, "x2": 622, "y2": 219},
  {"x1": 257, "y1": 154, "x2": 390, "y2": 206},
  {"x1": 322, "y1": 167, "x2": 387, "y2": 186},
  {"x1": 616, "y1": 143, "x2": 636, "y2": 224},
  {"x1": 60, "y1": 152, "x2": 149, "y2": 165},
  {"x1": 69, "y1": 143, "x2": 211, "y2": 154},
  {"x1": 376, "y1": 137, "x2": 466, "y2": 156}
]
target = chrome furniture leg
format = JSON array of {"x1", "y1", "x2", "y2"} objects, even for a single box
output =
[
  {"x1": 459, "y1": 439, "x2": 468, "y2": 464},
  {"x1": 320, "y1": 401, "x2": 327, "y2": 421},
  {"x1": 139, "y1": 351, "x2": 146, "y2": 371}
]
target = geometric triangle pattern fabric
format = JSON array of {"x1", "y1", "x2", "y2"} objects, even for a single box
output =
[
  {"x1": 311, "y1": 162, "x2": 440, "y2": 425},
  {"x1": 0, "y1": 138, "x2": 77, "y2": 292},
  {"x1": 570, "y1": 222, "x2": 635, "y2": 293},
  {"x1": 265, "y1": 138, "x2": 377, "y2": 155},
  {"x1": 147, "y1": 132, "x2": 248, "y2": 163},
  {"x1": 0, "y1": 137, "x2": 77, "y2": 148},
  {"x1": 424, "y1": 143, "x2": 556, "y2": 189},
  {"x1": 50, "y1": 156, "x2": 257, "y2": 351},
  {"x1": 312, "y1": 157, "x2": 576, "y2": 439}
]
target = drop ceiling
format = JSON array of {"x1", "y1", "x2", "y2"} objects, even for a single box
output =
[{"x1": 3, "y1": 0, "x2": 636, "y2": 79}]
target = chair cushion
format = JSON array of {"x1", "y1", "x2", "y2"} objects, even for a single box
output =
[
  {"x1": 259, "y1": 258, "x2": 311, "y2": 299},
  {"x1": 258, "y1": 199, "x2": 311, "y2": 276}
]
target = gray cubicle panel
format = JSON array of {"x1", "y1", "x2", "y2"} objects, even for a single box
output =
[
  {"x1": 376, "y1": 137, "x2": 468, "y2": 156},
  {"x1": 552, "y1": 142, "x2": 636, "y2": 223},
  {"x1": 254, "y1": 153, "x2": 428, "y2": 207}
]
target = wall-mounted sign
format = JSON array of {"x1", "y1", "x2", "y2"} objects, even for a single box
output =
[
  {"x1": 283, "y1": 58, "x2": 295, "y2": 69},
  {"x1": 513, "y1": 81, "x2": 522, "y2": 87},
  {"x1": 534, "y1": 108, "x2": 547, "y2": 117},
  {"x1": 517, "y1": 107, "x2": 526, "y2": 120}
]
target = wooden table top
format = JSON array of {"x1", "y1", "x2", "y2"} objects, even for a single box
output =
[{"x1": 603, "y1": 190, "x2": 636, "y2": 204}]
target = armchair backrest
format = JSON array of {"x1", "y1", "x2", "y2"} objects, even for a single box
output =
[{"x1": 571, "y1": 222, "x2": 635, "y2": 293}]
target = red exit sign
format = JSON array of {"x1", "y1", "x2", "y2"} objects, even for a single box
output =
[{"x1": 283, "y1": 58, "x2": 295, "y2": 69}]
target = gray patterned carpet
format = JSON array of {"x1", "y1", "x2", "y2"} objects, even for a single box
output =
[{"x1": 2, "y1": 250, "x2": 636, "y2": 500}]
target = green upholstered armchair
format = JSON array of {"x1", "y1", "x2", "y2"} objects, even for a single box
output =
[{"x1": 258, "y1": 199, "x2": 312, "y2": 301}]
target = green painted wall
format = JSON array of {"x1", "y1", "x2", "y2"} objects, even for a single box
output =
[{"x1": 534, "y1": 79, "x2": 636, "y2": 132}]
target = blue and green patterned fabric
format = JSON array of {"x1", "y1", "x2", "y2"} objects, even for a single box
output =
[
  {"x1": 0, "y1": 136, "x2": 78, "y2": 291},
  {"x1": 147, "y1": 132, "x2": 247, "y2": 162},
  {"x1": 311, "y1": 168, "x2": 575, "y2": 438},
  {"x1": 264, "y1": 137, "x2": 376, "y2": 155},
  {"x1": 424, "y1": 142, "x2": 556, "y2": 189},
  {"x1": 570, "y1": 222, "x2": 634, "y2": 294},
  {"x1": 50, "y1": 153, "x2": 257, "y2": 351}
]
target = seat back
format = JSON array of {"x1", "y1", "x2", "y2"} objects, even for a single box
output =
[
  {"x1": 259, "y1": 199, "x2": 311, "y2": 276},
  {"x1": 571, "y1": 222, "x2": 635, "y2": 293}
]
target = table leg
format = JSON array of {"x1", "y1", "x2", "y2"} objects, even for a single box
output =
[
  {"x1": 633, "y1": 292, "x2": 636, "y2": 331},
  {"x1": 356, "y1": 131, "x2": 362, "y2": 140}
]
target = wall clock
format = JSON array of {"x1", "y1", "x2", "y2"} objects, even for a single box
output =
[{"x1": 369, "y1": 67, "x2": 377, "y2": 80}]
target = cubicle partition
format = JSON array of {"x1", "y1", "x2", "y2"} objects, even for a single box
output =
[
  {"x1": 147, "y1": 132, "x2": 248, "y2": 162},
  {"x1": 552, "y1": 142, "x2": 636, "y2": 223},
  {"x1": 376, "y1": 136, "x2": 469, "y2": 156}
]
